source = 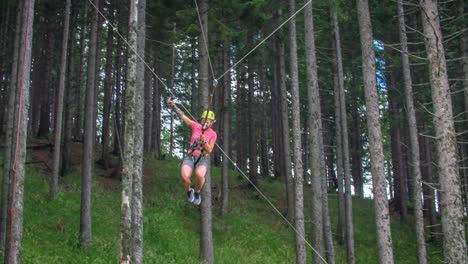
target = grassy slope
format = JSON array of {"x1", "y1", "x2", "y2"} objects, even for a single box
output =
[{"x1": 9, "y1": 155, "x2": 446, "y2": 263}]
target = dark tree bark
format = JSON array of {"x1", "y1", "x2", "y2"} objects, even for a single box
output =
[
  {"x1": 62, "y1": 0, "x2": 80, "y2": 174},
  {"x1": 51, "y1": 0, "x2": 71, "y2": 197},
  {"x1": 80, "y1": 0, "x2": 99, "y2": 249},
  {"x1": 74, "y1": 1, "x2": 88, "y2": 141},
  {"x1": 221, "y1": 45, "x2": 231, "y2": 216},
  {"x1": 247, "y1": 35, "x2": 258, "y2": 186},
  {"x1": 101, "y1": 0, "x2": 115, "y2": 170},
  {"x1": 259, "y1": 46, "x2": 269, "y2": 178},
  {"x1": 276, "y1": 30, "x2": 295, "y2": 222},
  {"x1": 38, "y1": 2, "x2": 56, "y2": 137},
  {"x1": 387, "y1": 69, "x2": 408, "y2": 219},
  {"x1": 150, "y1": 49, "x2": 161, "y2": 156}
]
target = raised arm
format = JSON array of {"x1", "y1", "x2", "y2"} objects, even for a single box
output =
[{"x1": 167, "y1": 98, "x2": 193, "y2": 127}]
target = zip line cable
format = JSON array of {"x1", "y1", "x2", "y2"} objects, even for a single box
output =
[
  {"x1": 88, "y1": 1, "x2": 328, "y2": 262},
  {"x1": 216, "y1": 0, "x2": 313, "y2": 81}
]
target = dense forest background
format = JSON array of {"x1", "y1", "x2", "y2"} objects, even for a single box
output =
[{"x1": 0, "y1": 0, "x2": 467, "y2": 263}]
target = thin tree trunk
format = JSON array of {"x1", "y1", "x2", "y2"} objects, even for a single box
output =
[
  {"x1": 151, "y1": 49, "x2": 161, "y2": 156},
  {"x1": 38, "y1": 5, "x2": 55, "y2": 137},
  {"x1": 331, "y1": 4, "x2": 355, "y2": 261},
  {"x1": 80, "y1": 0, "x2": 99, "y2": 249},
  {"x1": 387, "y1": 69, "x2": 407, "y2": 219},
  {"x1": 120, "y1": 0, "x2": 137, "y2": 262},
  {"x1": 74, "y1": 1, "x2": 88, "y2": 141},
  {"x1": 0, "y1": 1, "x2": 22, "y2": 256},
  {"x1": 51, "y1": 0, "x2": 71, "y2": 198},
  {"x1": 420, "y1": 0, "x2": 467, "y2": 262},
  {"x1": 304, "y1": 1, "x2": 327, "y2": 262},
  {"x1": 221, "y1": 45, "x2": 231, "y2": 216},
  {"x1": 333, "y1": 53, "x2": 345, "y2": 246},
  {"x1": 288, "y1": 0, "x2": 306, "y2": 262},
  {"x1": 247, "y1": 34, "x2": 258, "y2": 185},
  {"x1": 197, "y1": 0, "x2": 214, "y2": 262},
  {"x1": 102, "y1": 0, "x2": 115, "y2": 170},
  {"x1": 143, "y1": 49, "x2": 153, "y2": 153},
  {"x1": 278, "y1": 31, "x2": 295, "y2": 222},
  {"x1": 63, "y1": 0, "x2": 79, "y2": 174},
  {"x1": 397, "y1": 1, "x2": 427, "y2": 262},
  {"x1": 259, "y1": 47, "x2": 269, "y2": 178},
  {"x1": 356, "y1": 0, "x2": 394, "y2": 262},
  {"x1": 6, "y1": 0, "x2": 35, "y2": 262}
]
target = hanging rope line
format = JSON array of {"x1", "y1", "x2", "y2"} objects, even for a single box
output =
[
  {"x1": 216, "y1": 0, "x2": 313, "y2": 81},
  {"x1": 88, "y1": 1, "x2": 328, "y2": 262}
]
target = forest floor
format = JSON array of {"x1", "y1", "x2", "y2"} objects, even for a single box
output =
[{"x1": 0, "y1": 138, "x2": 453, "y2": 263}]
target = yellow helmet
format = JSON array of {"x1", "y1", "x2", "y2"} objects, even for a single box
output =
[{"x1": 201, "y1": 110, "x2": 215, "y2": 120}]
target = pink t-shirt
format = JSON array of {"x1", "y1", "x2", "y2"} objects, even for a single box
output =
[{"x1": 188, "y1": 122, "x2": 217, "y2": 156}]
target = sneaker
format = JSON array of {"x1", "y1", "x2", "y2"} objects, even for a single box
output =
[
  {"x1": 187, "y1": 188, "x2": 195, "y2": 203},
  {"x1": 193, "y1": 192, "x2": 201, "y2": 205}
]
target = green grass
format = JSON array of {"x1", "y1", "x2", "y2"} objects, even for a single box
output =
[{"x1": 1, "y1": 154, "x2": 448, "y2": 263}]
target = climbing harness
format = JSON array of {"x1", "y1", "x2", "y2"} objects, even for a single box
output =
[{"x1": 184, "y1": 80, "x2": 218, "y2": 167}]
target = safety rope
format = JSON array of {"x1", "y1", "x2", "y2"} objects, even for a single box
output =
[{"x1": 88, "y1": 1, "x2": 328, "y2": 262}]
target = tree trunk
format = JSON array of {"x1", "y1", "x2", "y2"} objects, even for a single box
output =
[
  {"x1": 151, "y1": 49, "x2": 161, "y2": 157},
  {"x1": 197, "y1": 0, "x2": 214, "y2": 262},
  {"x1": 131, "y1": 0, "x2": 145, "y2": 262},
  {"x1": 333, "y1": 52, "x2": 345, "y2": 246},
  {"x1": 38, "y1": 4, "x2": 55, "y2": 137},
  {"x1": 102, "y1": 0, "x2": 115, "y2": 170},
  {"x1": 247, "y1": 33, "x2": 258, "y2": 185},
  {"x1": 331, "y1": 4, "x2": 355, "y2": 262},
  {"x1": 74, "y1": 1, "x2": 88, "y2": 141},
  {"x1": 304, "y1": 1, "x2": 327, "y2": 262},
  {"x1": 420, "y1": 0, "x2": 468, "y2": 262},
  {"x1": 1, "y1": 1, "x2": 22, "y2": 256},
  {"x1": 397, "y1": 1, "x2": 427, "y2": 262},
  {"x1": 120, "y1": 0, "x2": 137, "y2": 262},
  {"x1": 356, "y1": 0, "x2": 394, "y2": 262},
  {"x1": 278, "y1": 30, "x2": 295, "y2": 222},
  {"x1": 6, "y1": 0, "x2": 35, "y2": 262},
  {"x1": 51, "y1": 0, "x2": 71, "y2": 198},
  {"x1": 80, "y1": 0, "x2": 99, "y2": 249},
  {"x1": 62, "y1": 0, "x2": 79, "y2": 174},
  {"x1": 259, "y1": 47, "x2": 269, "y2": 178},
  {"x1": 143, "y1": 49, "x2": 153, "y2": 153},
  {"x1": 288, "y1": 0, "x2": 306, "y2": 262},
  {"x1": 221, "y1": 45, "x2": 231, "y2": 216},
  {"x1": 387, "y1": 69, "x2": 408, "y2": 219},
  {"x1": 350, "y1": 90, "x2": 363, "y2": 198}
]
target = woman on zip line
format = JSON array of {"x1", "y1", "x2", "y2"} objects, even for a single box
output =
[{"x1": 167, "y1": 98, "x2": 217, "y2": 206}]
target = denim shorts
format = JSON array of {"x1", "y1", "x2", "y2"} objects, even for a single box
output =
[{"x1": 182, "y1": 155, "x2": 209, "y2": 169}]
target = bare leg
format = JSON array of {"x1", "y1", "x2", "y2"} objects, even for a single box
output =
[
  {"x1": 194, "y1": 165, "x2": 207, "y2": 193},
  {"x1": 181, "y1": 165, "x2": 193, "y2": 191}
]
